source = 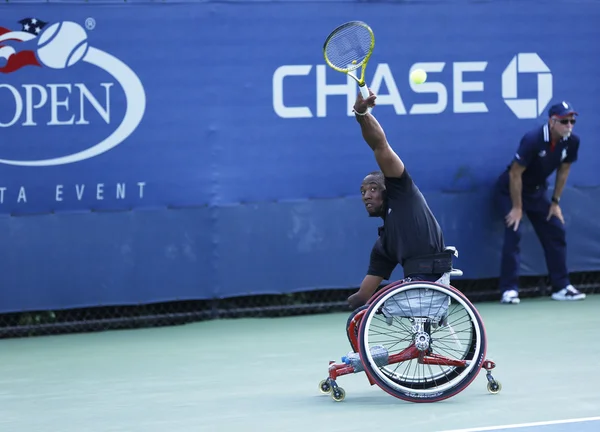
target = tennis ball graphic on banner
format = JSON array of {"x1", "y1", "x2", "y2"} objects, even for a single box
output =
[{"x1": 36, "y1": 21, "x2": 89, "y2": 69}]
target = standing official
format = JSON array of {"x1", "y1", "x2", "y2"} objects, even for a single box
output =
[{"x1": 495, "y1": 101, "x2": 586, "y2": 304}]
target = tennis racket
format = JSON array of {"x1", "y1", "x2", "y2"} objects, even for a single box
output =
[{"x1": 323, "y1": 21, "x2": 375, "y2": 100}]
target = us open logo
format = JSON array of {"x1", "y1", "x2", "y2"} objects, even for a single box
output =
[{"x1": 0, "y1": 18, "x2": 146, "y2": 166}]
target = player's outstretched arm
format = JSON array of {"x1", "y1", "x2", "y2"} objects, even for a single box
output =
[
  {"x1": 348, "y1": 275, "x2": 384, "y2": 309},
  {"x1": 353, "y1": 89, "x2": 405, "y2": 179}
]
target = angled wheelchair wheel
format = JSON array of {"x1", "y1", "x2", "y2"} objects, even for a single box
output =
[{"x1": 357, "y1": 280, "x2": 486, "y2": 403}]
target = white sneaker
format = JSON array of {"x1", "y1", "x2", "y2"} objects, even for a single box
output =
[
  {"x1": 501, "y1": 289, "x2": 520, "y2": 304},
  {"x1": 551, "y1": 285, "x2": 586, "y2": 301}
]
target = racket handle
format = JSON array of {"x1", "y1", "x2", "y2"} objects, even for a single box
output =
[
  {"x1": 359, "y1": 84, "x2": 370, "y2": 99},
  {"x1": 358, "y1": 84, "x2": 372, "y2": 114}
]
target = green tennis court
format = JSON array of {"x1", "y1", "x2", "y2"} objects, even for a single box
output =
[{"x1": 1, "y1": 295, "x2": 599, "y2": 432}]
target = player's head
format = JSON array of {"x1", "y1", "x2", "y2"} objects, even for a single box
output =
[
  {"x1": 548, "y1": 101, "x2": 577, "y2": 139},
  {"x1": 360, "y1": 171, "x2": 386, "y2": 217}
]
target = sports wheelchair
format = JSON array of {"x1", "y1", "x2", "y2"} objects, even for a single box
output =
[{"x1": 318, "y1": 247, "x2": 501, "y2": 403}]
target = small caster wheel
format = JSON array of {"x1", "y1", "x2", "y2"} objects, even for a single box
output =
[
  {"x1": 318, "y1": 379, "x2": 332, "y2": 394},
  {"x1": 487, "y1": 380, "x2": 502, "y2": 394},
  {"x1": 331, "y1": 387, "x2": 346, "y2": 402}
]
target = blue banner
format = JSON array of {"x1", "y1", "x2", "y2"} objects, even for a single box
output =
[{"x1": 0, "y1": 0, "x2": 598, "y2": 313}]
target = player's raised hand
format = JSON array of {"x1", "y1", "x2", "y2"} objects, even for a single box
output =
[{"x1": 353, "y1": 88, "x2": 377, "y2": 114}]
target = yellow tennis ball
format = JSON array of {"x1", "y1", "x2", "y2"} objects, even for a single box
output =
[
  {"x1": 410, "y1": 69, "x2": 427, "y2": 85},
  {"x1": 351, "y1": 59, "x2": 357, "y2": 65}
]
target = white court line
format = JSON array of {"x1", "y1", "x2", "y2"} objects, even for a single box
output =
[{"x1": 440, "y1": 416, "x2": 600, "y2": 432}]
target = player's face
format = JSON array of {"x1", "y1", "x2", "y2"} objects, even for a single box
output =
[
  {"x1": 360, "y1": 177, "x2": 385, "y2": 217},
  {"x1": 551, "y1": 114, "x2": 576, "y2": 138}
]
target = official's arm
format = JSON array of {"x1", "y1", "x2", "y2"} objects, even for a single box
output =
[
  {"x1": 553, "y1": 163, "x2": 571, "y2": 201},
  {"x1": 508, "y1": 161, "x2": 526, "y2": 210}
]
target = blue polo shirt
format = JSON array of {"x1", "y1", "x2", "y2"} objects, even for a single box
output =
[{"x1": 507, "y1": 123, "x2": 579, "y2": 189}]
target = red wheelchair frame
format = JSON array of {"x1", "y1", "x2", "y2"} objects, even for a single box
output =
[{"x1": 319, "y1": 277, "x2": 501, "y2": 403}]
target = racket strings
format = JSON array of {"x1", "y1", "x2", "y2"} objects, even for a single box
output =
[{"x1": 325, "y1": 25, "x2": 372, "y2": 71}]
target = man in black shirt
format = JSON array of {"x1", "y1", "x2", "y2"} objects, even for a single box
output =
[{"x1": 347, "y1": 89, "x2": 447, "y2": 310}]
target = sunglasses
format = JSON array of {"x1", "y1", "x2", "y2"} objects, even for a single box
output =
[{"x1": 557, "y1": 119, "x2": 576, "y2": 125}]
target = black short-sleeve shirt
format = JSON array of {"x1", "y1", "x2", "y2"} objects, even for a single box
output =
[{"x1": 367, "y1": 169, "x2": 446, "y2": 280}]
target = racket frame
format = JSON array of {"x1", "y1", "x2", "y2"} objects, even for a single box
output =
[{"x1": 323, "y1": 21, "x2": 375, "y2": 99}]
